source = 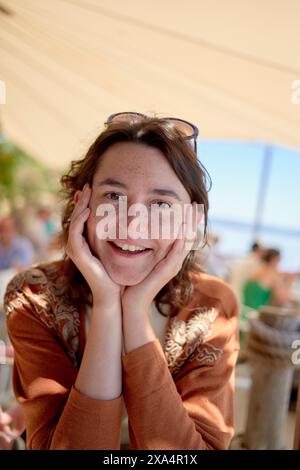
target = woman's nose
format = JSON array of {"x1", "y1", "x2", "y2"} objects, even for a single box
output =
[{"x1": 117, "y1": 204, "x2": 150, "y2": 240}]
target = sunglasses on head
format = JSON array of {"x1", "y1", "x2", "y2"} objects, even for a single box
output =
[{"x1": 105, "y1": 112, "x2": 199, "y2": 154}]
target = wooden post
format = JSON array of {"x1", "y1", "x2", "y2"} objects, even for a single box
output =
[
  {"x1": 244, "y1": 363, "x2": 293, "y2": 449},
  {"x1": 294, "y1": 381, "x2": 300, "y2": 449},
  {"x1": 242, "y1": 307, "x2": 300, "y2": 450}
]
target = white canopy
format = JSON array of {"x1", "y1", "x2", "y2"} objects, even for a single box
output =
[{"x1": 1, "y1": 0, "x2": 300, "y2": 169}]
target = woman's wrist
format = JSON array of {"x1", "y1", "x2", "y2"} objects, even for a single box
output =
[
  {"x1": 92, "y1": 293, "x2": 121, "y2": 310},
  {"x1": 122, "y1": 304, "x2": 156, "y2": 354},
  {"x1": 121, "y1": 296, "x2": 151, "y2": 317}
]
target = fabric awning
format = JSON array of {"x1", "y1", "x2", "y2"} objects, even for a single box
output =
[{"x1": 1, "y1": 0, "x2": 300, "y2": 169}]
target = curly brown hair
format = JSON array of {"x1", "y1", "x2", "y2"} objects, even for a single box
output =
[{"x1": 60, "y1": 117, "x2": 211, "y2": 316}]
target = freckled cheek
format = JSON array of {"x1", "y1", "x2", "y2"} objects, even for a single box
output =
[
  {"x1": 152, "y1": 239, "x2": 173, "y2": 260},
  {"x1": 150, "y1": 216, "x2": 181, "y2": 241},
  {"x1": 87, "y1": 212, "x2": 118, "y2": 244},
  {"x1": 86, "y1": 212, "x2": 105, "y2": 239},
  {"x1": 89, "y1": 198, "x2": 102, "y2": 216}
]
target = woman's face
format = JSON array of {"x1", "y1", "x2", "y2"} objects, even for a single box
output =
[{"x1": 86, "y1": 142, "x2": 191, "y2": 286}]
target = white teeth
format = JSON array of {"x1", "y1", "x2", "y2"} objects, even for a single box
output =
[{"x1": 113, "y1": 241, "x2": 146, "y2": 252}]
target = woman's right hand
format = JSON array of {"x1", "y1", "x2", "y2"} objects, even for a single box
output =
[{"x1": 66, "y1": 183, "x2": 121, "y2": 303}]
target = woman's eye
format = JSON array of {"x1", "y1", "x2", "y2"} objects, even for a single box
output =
[
  {"x1": 105, "y1": 192, "x2": 123, "y2": 201},
  {"x1": 151, "y1": 201, "x2": 171, "y2": 209}
]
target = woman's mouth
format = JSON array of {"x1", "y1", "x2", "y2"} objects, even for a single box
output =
[{"x1": 108, "y1": 240, "x2": 152, "y2": 258}]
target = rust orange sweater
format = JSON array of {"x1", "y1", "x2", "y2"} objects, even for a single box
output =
[{"x1": 4, "y1": 260, "x2": 239, "y2": 450}]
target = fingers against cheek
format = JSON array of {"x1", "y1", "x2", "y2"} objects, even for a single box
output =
[
  {"x1": 72, "y1": 185, "x2": 91, "y2": 219},
  {"x1": 73, "y1": 190, "x2": 81, "y2": 204},
  {"x1": 69, "y1": 206, "x2": 90, "y2": 249},
  {"x1": 73, "y1": 183, "x2": 88, "y2": 204}
]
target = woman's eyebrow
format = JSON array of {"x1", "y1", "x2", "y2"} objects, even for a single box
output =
[
  {"x1": 97, "y1": 178, "x2": 127, "y2": 189},
  {"x1": 150, "y1": 189, "x2": 181, "y2": 201},
  {"x1": 97, "y1": 178, "x2": 181, "y2": 200}
]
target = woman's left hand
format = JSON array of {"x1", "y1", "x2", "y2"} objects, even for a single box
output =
[{"x1": 121, "y1": 203, "x2": 199, "y2": 317}]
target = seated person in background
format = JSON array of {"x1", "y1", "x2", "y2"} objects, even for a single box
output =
[
  {"x1": 243, "y1": 248, "x2": 296, "y2": 310},
  {"x1": 23, "y1": 208, "x2": 55, "y2": 262},
  {"x1": 0, "y1": 216, "x2": 35, "y2": 340},
  {"x1": 0, "y1": 216, "x2": 35, "y2": 272},
  {"x1": 227, "y1": 241, "x2": 264, "y2": 304}
]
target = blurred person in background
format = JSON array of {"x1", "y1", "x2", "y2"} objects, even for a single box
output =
[
  {"x1": 227, "y1": 241, "x2": 264, "y2": 304},
  {"x1": 0, "y1": 216, "x2": 35, "y2": 350},
  {"x1": 24, "y1": 207, "x2": 57, "y2": 262},
  {"x1": 0, "y1": 219, "x2": 28, "y2": 451},
  {"x1": 243, "y1": 248, "x2": 297, "y2": 310},
  {"x1": 0, "y1": 216, "x2": 34, "y2": 272}
]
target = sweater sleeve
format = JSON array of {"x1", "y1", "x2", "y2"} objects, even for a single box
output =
[
  {"x1": 4, "y1": 275, "x2": 122, "y2": 450},
  {"x1": 122, "y1": 300, "x2": 239, "y2": 450}
]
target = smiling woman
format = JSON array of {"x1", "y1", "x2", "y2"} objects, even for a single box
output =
[{"x1": 4, "y1": 114, "x2": 239, "y2": 450}]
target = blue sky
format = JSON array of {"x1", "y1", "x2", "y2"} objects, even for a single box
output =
[{"x1": 199, "y1": 140, "x2": 300, "y2": 270}]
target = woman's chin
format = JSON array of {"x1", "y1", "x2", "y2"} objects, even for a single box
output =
[{"x1": 105, "y1": 267, "x2": 148, "y2": 286}]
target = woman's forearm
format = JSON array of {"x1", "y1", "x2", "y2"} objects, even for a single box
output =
[
  {"x1": 75, "y1": 298, "x2": 123, "y2": 400},
  {"x1": 123, "y1": 307, "x2": 157, "y2": 354}
]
